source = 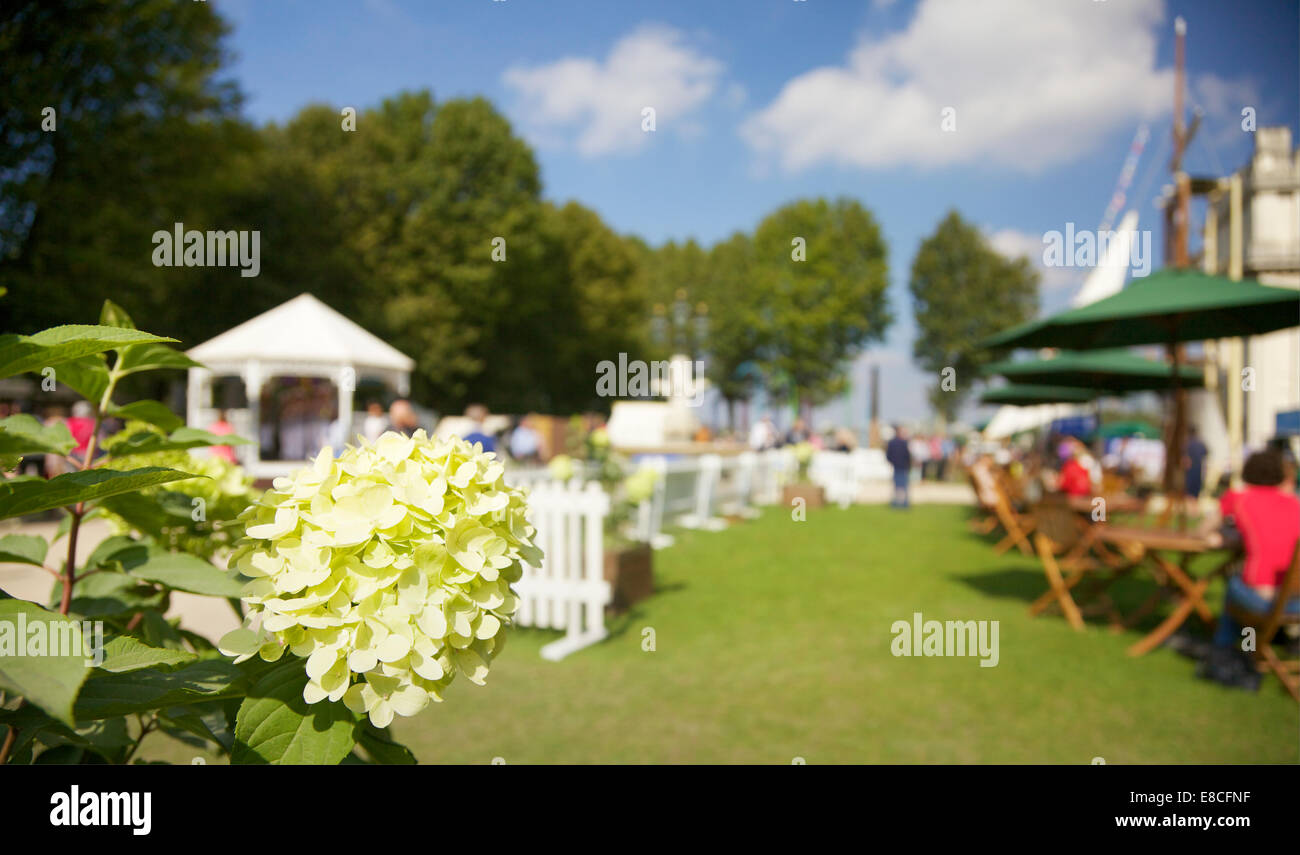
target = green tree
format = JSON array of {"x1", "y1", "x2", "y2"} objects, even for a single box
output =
[
  {"x1": 263, "y1": 92, "x2": 561, "y2": 412},
  {"x1": 909, "y1": 210, "x2": 1039, "y2": 422},
  {"x1": 702, "y1": 232, "x2": 764, "y2": 428},
  {"x1": 539, "y1": 201, "x2": 647, "y2": 412},
  {"x1": 634, "y1": 238, "x2": 711, "y2": 358},
  {"x1": 751, "y1": 198, "x2": 892, "y2": 422},
  {"x1": 0, "y1": 0, "x2": 249, "y2": 336}
]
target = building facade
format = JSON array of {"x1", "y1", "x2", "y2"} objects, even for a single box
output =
[{"x1": 1204, "y1": 126, "x2": 1300, "y2": 456}]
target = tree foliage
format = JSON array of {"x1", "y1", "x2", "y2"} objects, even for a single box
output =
[
  {"x1": 751, "y1": 198, "x2": 892, "y2": 414},
  {"x1": 909, "y1": 210, "x2": 1039, "y2": 422}
]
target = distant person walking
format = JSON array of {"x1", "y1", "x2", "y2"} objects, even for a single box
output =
[{"x1": 886, "y1": 425, "x2": 912, "y2": 509}]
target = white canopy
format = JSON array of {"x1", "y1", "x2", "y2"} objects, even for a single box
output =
[
  {"x1": 982, "y1": 404, "x2": 1082, "y2": 440},
  {"x1": 188, "y1": 293, "x2": 413, "y2": 374},
  {"x1": 185, "y1": 293, "x2": 414, "y2": 478}
]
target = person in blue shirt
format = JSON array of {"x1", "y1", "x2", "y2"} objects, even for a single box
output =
[
  {"x1": 462, "y1": 403, "x2": 496, "y2": 454},
  {"x1": 885, "y1": 425, "x2": 912, "y2": 509}
]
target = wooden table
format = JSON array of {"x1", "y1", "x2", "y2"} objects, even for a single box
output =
[
  {"x1": 1067, "y1": 494, "x2": 1146, "y2": 516},
  {"x1": 1094, "y1": 526, "x2": 1235, "y2": 656}
]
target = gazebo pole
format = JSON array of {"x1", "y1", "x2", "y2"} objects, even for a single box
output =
[{"x1": 337, "y1": 365, "x2": 354, "y2": 448}]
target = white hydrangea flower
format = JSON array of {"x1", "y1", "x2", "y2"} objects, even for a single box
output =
[
  {"x1": 623, "y1": 465, "x2": 660, "y2": 504},
  {"x1": 219, "y1": 431, "x2": 542, "y2": 727}
]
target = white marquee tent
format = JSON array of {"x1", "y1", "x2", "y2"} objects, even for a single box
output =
[{"x1": 186, "y1": 293, "x2": 414, "y2": 479}]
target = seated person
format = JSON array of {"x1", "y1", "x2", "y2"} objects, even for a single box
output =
[
  {"x1": 1202, "y1": 450, "x2": 1300, "y2": 688},
  {"x1": 1057, "y1": 440, "x2": 1093, "y2": 497}
]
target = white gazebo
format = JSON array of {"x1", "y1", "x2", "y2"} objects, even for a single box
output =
[{"x1": 186, "y1": 293, "x2": 414, "y2": 479}]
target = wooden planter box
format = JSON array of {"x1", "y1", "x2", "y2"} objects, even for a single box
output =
[
  {"x1": 604, "y1": 542, "x2": 654, "y2": 612},
  {"x1": 782, "y1": 482, "x2": 826, "y2": 509}
]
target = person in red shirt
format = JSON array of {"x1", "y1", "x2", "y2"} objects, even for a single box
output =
[
  {"x1": 207, "y1": 409, "x2": 238, "y2": 464},
  {"x1": 1058, "y1": 441, "x2": 1093, "y2": 497},
  {"x1": 1204, "y1": 450, "x2": 1300, "y2": 687}
]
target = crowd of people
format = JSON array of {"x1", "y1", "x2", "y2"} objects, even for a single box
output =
[{"x1": 745, "y1": 415, "x2": 860, "y2": 454}]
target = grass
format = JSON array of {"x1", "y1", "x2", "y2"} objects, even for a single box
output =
[{"x1": 148, "y1": 504, "x2": 1300, "y2": 764}]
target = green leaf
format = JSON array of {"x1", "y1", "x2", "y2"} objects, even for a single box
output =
[
  {"x1": 99, "y1": 300, "x2": 137, "y2": 330},
  {"x1": 115, "y1": 343, "x2": 203, "y2": 375},
  {"x1": 48, "y1": 355, "x2": 111, "y2": 403},
  {"x1": 82, "y1": 534, "x2": 148, "y2": 572},
  {"x1": 97, "y1": 636, "x2": 198, "y2": 673},
  {"x1": 52, "y1": 570, "x2": 166, "y2": 619},
  {"x1": 159, "y1": 700, "x2": 234, "y2": 752},
  {"x1": 74, "y1": 659, "x2": 248, "y2": 720},
  {"x1": 0, "y1": 325, "x2": 177, "y2": 380},
  {"x1": 357, "y1": 723, "x2": 417, "y2": 765},
  {"x1": 0, "y1": 533, "x2": 49, "y2": 567},
  {"x1": 0, "y1": 705, "x2": 131, "y2": 763},
  {"x1": 0, "y1": 414, "x2": 76, "y2": 458},
  {"x1": 107, "y1": 400, "x2": 184, "y2": 433},
  {"x1": 97, "y1": 491, "x2": 195, "y2": 535},
  {"x1": 128, "y1": 551, "x2": 244, "y2": 598},
  {"x1": 105, "y1": 427, "x2": 249, "y2": 457},
  {"x1": 232, "y1": 661, "x2": 357, "y2": 765},
  {"x1": 0, "y1": 599, "x2": 94, "y2": 727},
  {"x1": 0, "y1": 466, "x2": 199, "y2": 520}
]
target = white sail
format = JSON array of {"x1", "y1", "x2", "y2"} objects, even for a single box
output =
[{"x1": 1071, "y1": 209, "x2": 1138, "y2": 308}]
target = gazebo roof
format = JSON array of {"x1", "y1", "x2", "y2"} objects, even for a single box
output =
[{"x1": 187, "y1": 293, "x2": 414, "y2": 372}]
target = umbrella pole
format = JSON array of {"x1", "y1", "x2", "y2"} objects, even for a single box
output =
[{"x1": 1168, "y1": 340, "x2": 1188, "y2": 530}]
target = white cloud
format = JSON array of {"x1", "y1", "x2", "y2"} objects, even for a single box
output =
[
  {"x1": 503, "y1": 24, "x2": 723, "y2": 157},
  {"x1": 1190, "y1": 73, "x2": 1264, "y2": 157},
  {"x1": 742, "y1": 0, "x2": 1178, "y2": 172},
  {"x1": 987, "y1": 227, "x2": 1078, "y2": 293}
]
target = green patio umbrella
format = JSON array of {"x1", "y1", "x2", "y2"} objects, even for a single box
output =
[
  {"x1": 983, "y1": 269, "x2": 1299, "y2": 350},
  {"x1": 978, "y1": 384, "x2": 1097, "y2": 407},
  {"x1": 981, "y1": 348, "x2": 1203, "y2": 392},
  {"x1": 1097, "y1": 419, "x2": 1161, "y2": 439},
  {"x1": 981, "y1": 268, "x2": 1300, "y2": 496}
]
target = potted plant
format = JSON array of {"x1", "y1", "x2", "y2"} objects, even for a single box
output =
[
  {"x1": 583, "y1": 428, "x2": 655, "y2": 612},
  {"x1": 781, "y1": 441, "x2": 825, "y2": 508}
]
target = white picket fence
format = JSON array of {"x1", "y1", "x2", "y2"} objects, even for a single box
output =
[
  {"x1": 512, "y1": 480, "x2": 611, "y2": 661},
  {"x1": 808, "y1": 449, "x2": 892, "y2": 508},
  {"x1": 505, "y1": 447, "x2": 891, "y2": 660}
]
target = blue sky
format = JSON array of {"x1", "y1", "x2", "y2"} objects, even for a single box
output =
[{"x1": 216, "y1": 0, "x2": 1299, "y2": 424}]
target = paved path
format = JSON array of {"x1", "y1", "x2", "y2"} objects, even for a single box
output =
[{"x1": 0, "y1": 518, "x2": 241, "y2": 643}]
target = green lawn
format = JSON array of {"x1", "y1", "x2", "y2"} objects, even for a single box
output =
[{"x1": 150, "y1": 504, "x2": 1300, "y2": 764}]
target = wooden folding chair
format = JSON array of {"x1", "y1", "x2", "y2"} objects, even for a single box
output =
[
  {"x1": 1027, "y1": 495, "x2": 1128, "y2": 631},
  {"x1": 967, "y1": 470, "x2": 1000, "y2": 534},
  {"x1": 1226, "y1": 545, "x2": 1300, "y2": 702},
  {"x1": 989, "y1": 478, "x2": 1036, "y2": 556}
]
